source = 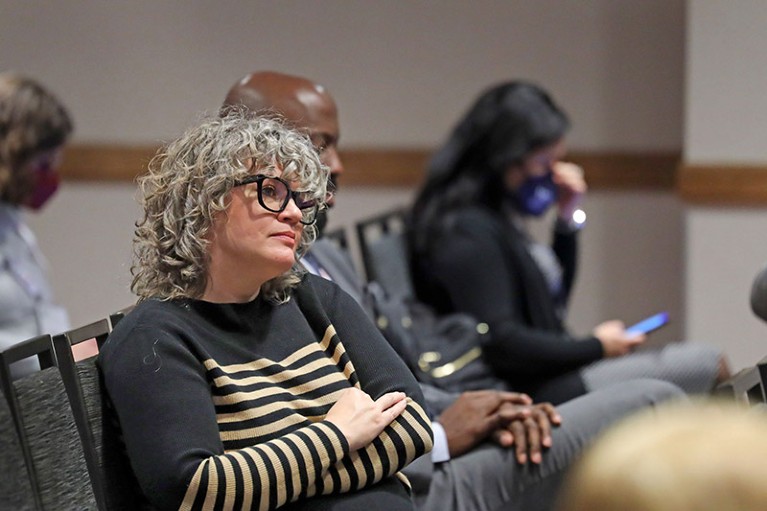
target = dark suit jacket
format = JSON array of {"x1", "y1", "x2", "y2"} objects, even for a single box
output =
[
  {"x1": 303, "y1": 237, "x2": 453, "y2": 491},
  {"x1": 307, "y1": 239, "x2": 366, "y2": 305}
]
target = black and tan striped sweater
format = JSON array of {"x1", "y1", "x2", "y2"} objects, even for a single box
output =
[{"x1": 99, "y1": 275, "x2": 433, "y2": 511}]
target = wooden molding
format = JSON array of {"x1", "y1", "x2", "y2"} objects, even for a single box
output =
[
  {"x1": 60, "y1": 144, "x2": 680, "y2": 190},
  {"x1": 568, "y1": 151, "x2": 679, "y2": 190},
  {"x1": 339, "y1": 149, "x2": 680, "y2": 189},
  {"x1": 60, "y1": 144, "x2": 158, "y2": 182},
  {"x1": 677, "y1": 163, "x2": 767, "y2": 205},
  {"x1": 340, "y1": 148, "x2": 430, "y2": 187}
]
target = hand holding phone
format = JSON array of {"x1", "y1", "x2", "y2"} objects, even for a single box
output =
[{"x1": 626, "y1": 312, "x2": 669, "y2": 336}]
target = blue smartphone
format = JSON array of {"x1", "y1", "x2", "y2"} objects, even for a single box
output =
[{"x1": 626, "y1": 312, "x2": 669, "y2": 335}]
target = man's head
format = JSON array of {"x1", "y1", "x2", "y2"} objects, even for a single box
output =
[{"x1": 223, "y1": 71, "x2": 343, "y2": 208}]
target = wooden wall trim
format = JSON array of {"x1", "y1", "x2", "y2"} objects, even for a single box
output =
[
  {"x1": 60, "y1": 144, "x2": 158, "y2": 182},
  {"x1": 677, "y1": 163, "x2": 767, "y2": 205},
  {"x1": 340, "y1": 149, "x2": 429, "y2": 187},
  {"x1": 341, "y1": 149, "x2": 680, "y2": 189},
  {"x1": 569, "y1": 151, "x2": 679, "y2": 190},
  {"x1": 60, "y1": 144, "x2": 680, "y2": 190}
]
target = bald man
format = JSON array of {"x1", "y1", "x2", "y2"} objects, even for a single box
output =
[
  {"x1": 224, "y1": 72, "x2": 343, "y2": 200},
  {"x1": 223, "y1": 72, "x2": 364, "y2": 301},
  {"x1": 222, "y1": 71, "x2": 684, "y2": 511}
]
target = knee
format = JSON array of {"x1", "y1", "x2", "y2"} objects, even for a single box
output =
[{"x1": 624, "y1": 378, "x2": 686, "y2": 405}]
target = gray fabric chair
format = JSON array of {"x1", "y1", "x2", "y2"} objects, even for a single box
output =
[
  {"x1": 0, "y1": 334, "x2": 97, "y2": 510},
  {"x1": 53, "y1": 319, "x2": 149, "y2": 511},
  {"x1": 758, "y1": 356, "x2": 767, "y2": 400},
  {"x1": 355, "y1": 208, "x2": 415, "y2": 300},
  {"x1": 0, "y1": 334, "x2": 56, "y2": 511},
  {"x1": 323, "y1": 227, "x2": 350, "y2": 251},
  {"x1": 715, "y1": 365, "x2": 765, "y2": 405},
  {"x1": 0, "y1": 386, "x2": 36, "y2": 510},
  {"x1": 107, "y1": 304, "x2": 135, "y2": 331}
]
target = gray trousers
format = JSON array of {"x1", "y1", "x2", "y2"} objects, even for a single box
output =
[
  {"x1": 403, "y1": 378, "x2": 684, "y2": 511},
  {"x1": 582, "y1": 343, "x2": 721, "y2": 395}
]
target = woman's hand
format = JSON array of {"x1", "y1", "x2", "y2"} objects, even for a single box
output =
[
  {"x1": 325, "y1": 388, "x2": 408, "y2": 451},
  {"x1": 552, "y1": 161, "x2": 587, "y2": 220},
  {"x1": 593, "y1": 320, "x2": 646, "y2": 357}
]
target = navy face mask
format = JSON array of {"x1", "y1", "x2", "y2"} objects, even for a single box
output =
[{"x1": 512, "y1": 171, "x2": 557, "y2": 216}]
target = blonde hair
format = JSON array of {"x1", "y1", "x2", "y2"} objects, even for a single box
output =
[
  {"x1": 559, "y1": 400, "x2": 767, "y2": 511},
  {"x1": 0, "y1": 73, "x2": 72, "y2": 204},
  {"x1": 132, "y1": 109, "x2": 328, "y2": 302}
]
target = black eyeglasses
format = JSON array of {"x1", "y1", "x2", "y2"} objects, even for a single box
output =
[{"x1": 232, "y1": 174, "x2": 320, "y2": 225}]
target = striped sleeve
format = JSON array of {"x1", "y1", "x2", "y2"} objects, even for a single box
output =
[
  {"x1": 322, "y1": 398, "x2": 433, "y2": 493},
  {"x1": 178, "y1": 421, "x2": 348, "y2": 511},
  {"x1": 177, "y1": 401, "x2": 432, "y2": 511}
]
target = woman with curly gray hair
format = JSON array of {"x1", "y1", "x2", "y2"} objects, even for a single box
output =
[
  {"x1": 99, "y1": 110, "x2": 433, "y2": 511},
  {"x1": 0, "y1": 73, "x2": 73, "y2": 378},
  {"x1": 131, "y1": 108, "x2": 327, "y2": 303}
]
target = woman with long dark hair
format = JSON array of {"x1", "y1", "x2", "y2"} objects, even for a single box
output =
[{"x1": 408, "y1": 81, "x2": 728, "y2": 404}]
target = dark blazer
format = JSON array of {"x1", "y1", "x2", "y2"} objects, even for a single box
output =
[
  {"x1": 411, "y1": 206, "x2": 602, "y2": 403},
  {"x1": 303, "y1": 237, "x2": 447, "y2": 491},
  {"x1": 307, "y1": 238, "x2": 366, "y2": 305}
]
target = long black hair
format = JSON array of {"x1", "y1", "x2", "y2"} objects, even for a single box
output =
[{"x1": 408, "y1": 81, "x2": 569, "y2": 256}]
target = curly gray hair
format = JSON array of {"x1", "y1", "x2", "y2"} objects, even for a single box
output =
[{"x1": 132, "y1": 109, "x2": 328, "y2": 302}]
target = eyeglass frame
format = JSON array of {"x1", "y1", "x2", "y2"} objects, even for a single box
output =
[{"x1": 231, "y1": 174, "x2": 320, "y2": 225}]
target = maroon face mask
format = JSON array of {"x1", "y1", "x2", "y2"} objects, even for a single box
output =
[
  {"x1": 23, "y1": 149, "x2": 63, "y2": 210},
  {"x1": 24, "y1": 169, "x2": 61, "y2": 210}
]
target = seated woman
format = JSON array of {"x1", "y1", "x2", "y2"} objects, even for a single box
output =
[
  {"x1": 0, "y1": 73, "x2": 72, "y2": 378},
  {"x1": 407, "y1": 80, "x2": 728, "y2": 405},
  {"x1": 99, "y1": 111, "x2": 433, "y2": 511}
]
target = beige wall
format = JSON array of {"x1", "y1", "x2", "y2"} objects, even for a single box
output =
[
  {"x1": 686, "y1": 1, "x2": 767, "y2": 163},
  {"x1": 1, "y1": 0, "x2": 683, "y2": 148},
  {"x1": 5, "y1": 2, "x2": 695, "y2": 350},
  {"x1": 685, "y1": 1, "x2": 767, "y2": 370}
]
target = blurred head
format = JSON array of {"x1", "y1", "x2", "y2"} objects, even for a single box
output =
[
  {"x1": 223, "y1": 71, "x2": 342, "y2": 207},
  {"x1": 0, "y1": 73, "x2": 72, "y2": 208},
  {"x1": 558, "y1": 401, "x2": 767, "y2": 511},
  {"x1": 132, "y1": 109, "x2": 328, "y2": 303}
]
